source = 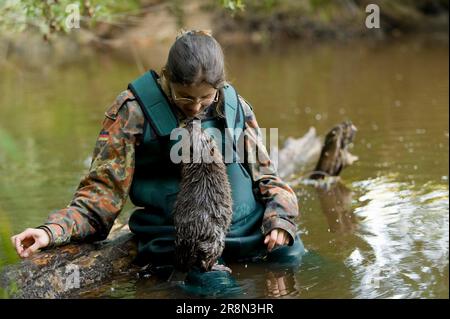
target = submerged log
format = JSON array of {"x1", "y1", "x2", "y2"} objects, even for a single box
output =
[{"x1": 0, "y1": 121, "x2": 358, "y2": 298}]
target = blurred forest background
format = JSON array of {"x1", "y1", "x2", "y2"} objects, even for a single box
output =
[{"x1": 0, "y1": 0, "x2": 448, "y2": 67}]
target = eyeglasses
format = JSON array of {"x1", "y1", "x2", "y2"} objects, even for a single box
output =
[{"x1": 170, "y1": 85, "x2": 219, "y2": 107}]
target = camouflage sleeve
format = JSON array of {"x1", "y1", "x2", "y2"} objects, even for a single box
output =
[
  {"x1": 239, "y1": 95, "x2": 299, "y2": 245},
  {"x1": 37, "y1": 90, "x2": 144, "y2": 246}
]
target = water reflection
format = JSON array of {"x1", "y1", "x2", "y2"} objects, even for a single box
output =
[
  {"x1": 82, "y1": 263, "x2": 301, "y2": 298},
  {"x1": 265, "y1": 269, "x2": 300, "y2": 298},
  {"x1": 349, "y1": 176, "x2": 449, "y2": 298},
  {"x1": 316, "y1": 181, "x2": 358, "y2": 234}
]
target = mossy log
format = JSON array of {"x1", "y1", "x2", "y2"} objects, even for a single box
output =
[{"x1": 0, "y1": 121, "x2": 357, "y2": 298}]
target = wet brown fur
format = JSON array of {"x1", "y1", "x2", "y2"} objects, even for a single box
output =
[{"x1": 172, "y1": 120, "x2": 233, "y2": 272}]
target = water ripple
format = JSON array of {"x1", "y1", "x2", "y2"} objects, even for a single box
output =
[{"x1": 349, "y1": 175, "x2": 449, "y2": 298}]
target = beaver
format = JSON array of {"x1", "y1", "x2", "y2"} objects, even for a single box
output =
[
  {"x1": 310, "y1": 120, "x2": 358, "y2": 179},
  {"x1": 172, "y1": 119, "x2": 233, "y2": 273}
]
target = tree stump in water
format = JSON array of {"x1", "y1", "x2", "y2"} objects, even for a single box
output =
[
  {"x1": 310, "y1": 121, "x2": 358, "y2": 179},
  {"x1": 0, "y1": 121, "x2": 358, "y2": 298}
]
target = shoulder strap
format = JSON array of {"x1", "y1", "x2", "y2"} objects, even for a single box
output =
[
  {"x1": 223, "y1": 84, "x2": 245, "y2": 163},
  {"x1": 128, "y1": 70, "x2": 178, "y2": 137},
  {"x1": 223, "y1": 83, "x2": 245, "y2": 131},
  {"x1": 223, "y1": 84, "x2": 238, "y2": 131}
]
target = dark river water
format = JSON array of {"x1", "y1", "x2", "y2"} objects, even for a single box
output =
[{"x1": 0, "y1": 35, "x2": 448, "y2": 298}]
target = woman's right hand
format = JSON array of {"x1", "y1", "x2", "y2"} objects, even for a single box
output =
[{"x1": 10, "y1": 228, "x2": 50, "y2": 258}]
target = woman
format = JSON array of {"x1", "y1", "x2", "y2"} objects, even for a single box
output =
[{"x1": 11, "y1": 30, "x2": 303, "y2": 267}]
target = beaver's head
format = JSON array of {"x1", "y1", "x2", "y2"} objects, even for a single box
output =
[{"x1": 183, "y1": 120, "x2": 222, "y2": 164}]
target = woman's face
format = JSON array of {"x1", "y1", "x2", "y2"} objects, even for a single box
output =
[{"x1": 170, "y1": 82, "x2": 218, "y2": 118}]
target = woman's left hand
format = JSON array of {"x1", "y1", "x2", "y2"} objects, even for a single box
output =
[{"x1": 264, "y1": 228, "x2": 290, "y2": 252}]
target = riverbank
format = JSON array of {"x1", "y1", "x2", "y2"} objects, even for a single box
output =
[
  {"x1": 0, "y1": 0, "x2": 448, "y2": 68},
  {"x1": 84, "y1": 0, "x2": 450, "y2": 51},
  {"x1": 214, "y1": 0, "x2": 449, "y2": 44}
]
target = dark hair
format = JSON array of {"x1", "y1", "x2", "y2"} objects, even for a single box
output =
[{"x1": 164, "y1": 30, "x2": 226, "y2": 89}]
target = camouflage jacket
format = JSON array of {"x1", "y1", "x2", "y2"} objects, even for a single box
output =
[{"x1": 38, "y1": 87, "x2": 300, "y2": 247}]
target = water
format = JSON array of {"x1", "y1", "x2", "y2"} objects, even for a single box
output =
[{"x1": 0, "y1": 35, "x2": 448, "y2": 298}]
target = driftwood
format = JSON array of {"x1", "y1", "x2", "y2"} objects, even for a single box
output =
[
  {"x1": 0, "y1": 121, "x2": 358, "y2": 298},
  {"x1": 274, "y1": 121, "x2": 358, "y2": 180},
  {"x1": 274, "y1": 127, "x2": 323, "y2": 179}
]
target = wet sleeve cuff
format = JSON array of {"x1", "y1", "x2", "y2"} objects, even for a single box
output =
[
  {"x1": 36, "y1": 223, "x2": 70, "y2": 247},
  {"x1": 260, "y1": 217, "x2": 297, "y2": 246}
]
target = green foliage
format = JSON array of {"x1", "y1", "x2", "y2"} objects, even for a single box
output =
[
  {"x1": 220, "y1": 0, "x2": 245, "y2": 12},
  {"x1": 0, "y1": 0, "x2": 141, "y2": 38},
  {"x1": 0, "y1": 0, "x2": 448, "y2": 38},
  {"x1": 309, "y1": 0, "x2": 331, "y2": 11},
  {"x1": 0, "y1": 0, "x2": 249, "y2": 38}
]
